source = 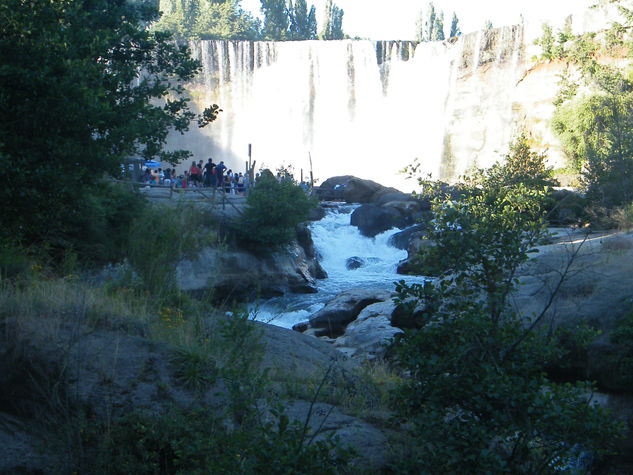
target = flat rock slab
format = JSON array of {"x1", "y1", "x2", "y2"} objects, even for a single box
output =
[{"x1": 308, "y1": 288, "x2": 395, "y2": 338}]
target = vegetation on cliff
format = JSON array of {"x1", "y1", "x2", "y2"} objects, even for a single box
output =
[{"x1": 538, "y1": 0, "x2": 633, "y2": 224}]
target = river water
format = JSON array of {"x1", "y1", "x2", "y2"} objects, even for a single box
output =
[{"x1": 252, "y1": 204, "x2": 426, "y2": 329}]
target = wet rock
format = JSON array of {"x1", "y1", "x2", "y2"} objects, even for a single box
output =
[
  {"x1": 334, "y1": 300, "x2": 402, "y2": 359},
  {"x1": 177, "y1": 241, "x2": 319, "y2": 301},
  {"x1": 350, "y1": 203, "x2": 407, "y2": 237},
  {"x1": 388, "y1": 224, "x2": 427, "y2": 250},
  {"x1": 308, "y1": 288, "x2": 395, "y2": 338},
  {"x1": 346, "y1": 256, "x2": 365, "y2": 270}
]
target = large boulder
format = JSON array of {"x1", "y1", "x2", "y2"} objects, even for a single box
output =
[
  {"x1": 334, "y1": 300, "x2": 402, "y2": 359},
  {"x1": 350, "y1": 203, "x2": 407, "y2": 237},
  {"x1": 388, "y1": 224, "x2": 427, "y2": 250},
  {"x1": 318, "y1": 176, "x2": 405, "y2": 204},
  {"x1": 177, "y1": 241, "x2": 321, "y2": 300},
  {"x1": 513, "y1": 230, "x2": 633, "y2": 391},
  {"x1": 276, "y1": 399, "x2": 387, "y2": 470},
  {"x1": 1, "y1": 305, "x2": 390, "y2": 472},
  {"x1": 306, "y1": 288, "x2": 395, "y2": 338}
]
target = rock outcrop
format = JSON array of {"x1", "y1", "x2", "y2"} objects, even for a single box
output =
[
  {"x1": 177, "y1": 242, "x2": 323, "y2": 300},
  {"x1": 304, "y1": 288, "x2": 395, "y2": 339},
  {"x1": 0, "y1": 312, "x2": 388, "y2": 472},
  {"x1": 317, "y1": 176, "x2": 432, "y2": 238}
]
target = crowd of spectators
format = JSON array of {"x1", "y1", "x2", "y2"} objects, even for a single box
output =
[{"x1": 141, "y1": 158, "x2": 259, "y2": 195}]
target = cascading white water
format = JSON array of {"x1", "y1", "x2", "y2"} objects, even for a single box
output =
[
  {"x1": 253, "y1": 205, "x2": 425, "y2": 329},
  {"x1": 167, "y1": 29, "x2": 540, "y2": 191}
]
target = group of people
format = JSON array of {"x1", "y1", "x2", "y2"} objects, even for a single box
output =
[{"x1": 141, "y1": 158, "x2": 255, "y2": 195}]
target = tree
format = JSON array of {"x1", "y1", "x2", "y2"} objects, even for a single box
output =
[
  {"x1": 319, "y1": 0, "x2": 344, "y2": 40},
  {"x1": 238, "y1": 170, "x2": 316, "y2": 251},
  {"x1": 0, "y1": 0, "x2": 219, "y2": 253},
  {"x1": 289, "y1": 0, "x2": 317, "y2": 40},
  {"x1": 449, "y1": 12, "x2": 461, "y2": 38},
  {"x1": 390, "y1": 138, "x2": 621, "y2": 472},
  {"x1": 541, "y1": 0, "x2": 633, "y2": 208},
  {"x1": 153, "y1": 0, "x2": 260, "y2": 40},
  {"x1": 260, "y1": 0, "x2": 290, "y2": 40},
  {"x1": 416, "y1": 2, "x2": 444, "y2": 42}
]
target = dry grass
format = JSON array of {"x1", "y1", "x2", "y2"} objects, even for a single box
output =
[
  {"x1": 270, "y1": 358, "x2": 401, "y2": 423},
  {"x1": 602, "y1": 234, "x2": 633, "y2": 252}
]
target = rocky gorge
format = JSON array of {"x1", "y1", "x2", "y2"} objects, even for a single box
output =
[{"x1": 4, "y1": 174, "x2": 633, "y2": 471}]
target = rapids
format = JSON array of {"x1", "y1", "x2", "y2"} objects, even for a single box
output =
[{"x1": 253, "y1": 204, "x2": 425, "y2": 329}]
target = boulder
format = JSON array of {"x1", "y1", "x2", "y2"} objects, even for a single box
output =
[
  {"x1": 308, "y1": 205, "x2": 327, "y2": 221},
  {"x1": 276, "y1": 399, "x2": 387, "y2": 470},
  {"x1": 177, "y1": 241, "x2": 320, "y2": 301},
  {"x1": 334, "y1": 300, "x2": 402, "y2": 359},
  {"x1": 396, "y1": 233, "x2": 434, "y2": 275},
  {"x1": 391, "y1": 298, "x2": 431, "y2": 329},
  {"x1": 307, "y1": 288, "x2": 395, "y2": 338},
  {"x1": 345, "y1": 256, "x2": 365, "y2": 270},
  {"x1": 513, "y1": 230, "x2": 633, "y2": 391},
  {"x1": 388, "y1": 224, "x2": 427, "y2": 250},
  {"x1": 1, "y1": 305, "x2": 391, "y2": 472},
  {"x1": 318, "y1": 176, "x2": 406, "y2": 204},
  {"x1": 296, "y1": 223, "x2": 316, "y2": 258},
  {"x1": 350, "y1": 203, "x2": 407, "y2": 237}
]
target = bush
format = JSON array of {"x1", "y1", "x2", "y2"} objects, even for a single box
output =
[
  {"x1": 238, "y1": 170, "x2": 316, "y2": 252},
  {"x1": 125, "y1": 202, "x2": 218, "y2": 297},
  {"x1": 390, "y1": 139, "x2": 623, "y2": 472},
  {"x1": 97, "y1": 405, "x2": 351, "y2": 474}
]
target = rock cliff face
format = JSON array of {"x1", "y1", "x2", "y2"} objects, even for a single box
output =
[{"x1": 176, "y1": 236, "x2": 326, "y2": 300}]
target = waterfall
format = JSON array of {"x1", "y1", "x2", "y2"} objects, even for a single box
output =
[{"x1": 166, "y1": 26, "x2": 568, "y2": 191}]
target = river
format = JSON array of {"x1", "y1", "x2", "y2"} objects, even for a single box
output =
[{"x1": 252, "y1": 203, "x2": 426, "y2": 328}]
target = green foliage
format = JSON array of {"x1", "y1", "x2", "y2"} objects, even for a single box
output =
[
  {"x1": 535, "y1": 23, "x2": 556, "y2": 60},
  {"x1": 153, "y1": 0, "x2": 260, "y2": 40},
  {"x1": 238, "y1": 170, "x2": 316, "y2": 251},
  {"x1": 261, "y1": 0, "x2": 290, "y2": 40},
  {"x1": 289, "y1": 0, "x2": 318, "y2": 40},
  {"x1": 390, "y1": 142, "x2": 622, "y2": 472},
  {"x1": 126, "y1": 203, "x2": 218, "y2": 296},
  {"x1": 610, "y1": 308, "x2": 633, "y2": 388},
  {"x1": 449, "y1": 12, "x2": 461, "y2": 38},
  {"x1": 97, "y1": 404, "x2": 350, "y2": 474},
  {"x1": 319, "y1": 0, "x2": 345, "y2": 40},
  {"x1": 171, "y1": 345, "x2": 218, "y2": 392},
  {"x1": 552, "y1": 83, "x2": 633, "y2": 207},
  {"x1": 0, "y1": 0, "x2": 218, "y2": 255},
  {"x1": 416, "y1": 2, "x2": 444, "y2": 42},
  {"x1": 543, "y1": 1, "x2": 633, "y2": 212},
  {"x1": 535, "y1": 19, "x2": 574, "y2": 61},
  {"x1": 487, "y1": 132, "x2": 559, "y2": 190}
]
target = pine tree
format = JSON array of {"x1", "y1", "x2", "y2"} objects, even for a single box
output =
[
  {"x1": 289, "y1": 0, "x2": 317, "y2": 39},
  {"x1": 320, "y1": 0, "x2": 344, "y2": 40},
  {"x1": 260, "y1": 0, "x2": 290, "y2": 40},
  {"x1": 433, "y1": 11, "x2": 445, "y2": 41},
  {"x1": 416, "y1": 3, "x2": 445, "y2": 42},
  {"x1": 449, "y1": 12, "x2": 461, "y2": 38}
]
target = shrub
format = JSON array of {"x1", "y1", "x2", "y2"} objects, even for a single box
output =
[
  {"x1": 238, "y1": 170, "x2": 316, "y2": 252},
  {"x1": 390, "y1": 139, "x2": 623, "y2": 472},
  {"x1": 125, "y1": 202, "x2": 218, "y2": 297},
  {"x1": 97, "y1": 405, "x2": 351, "y2": 474}
]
